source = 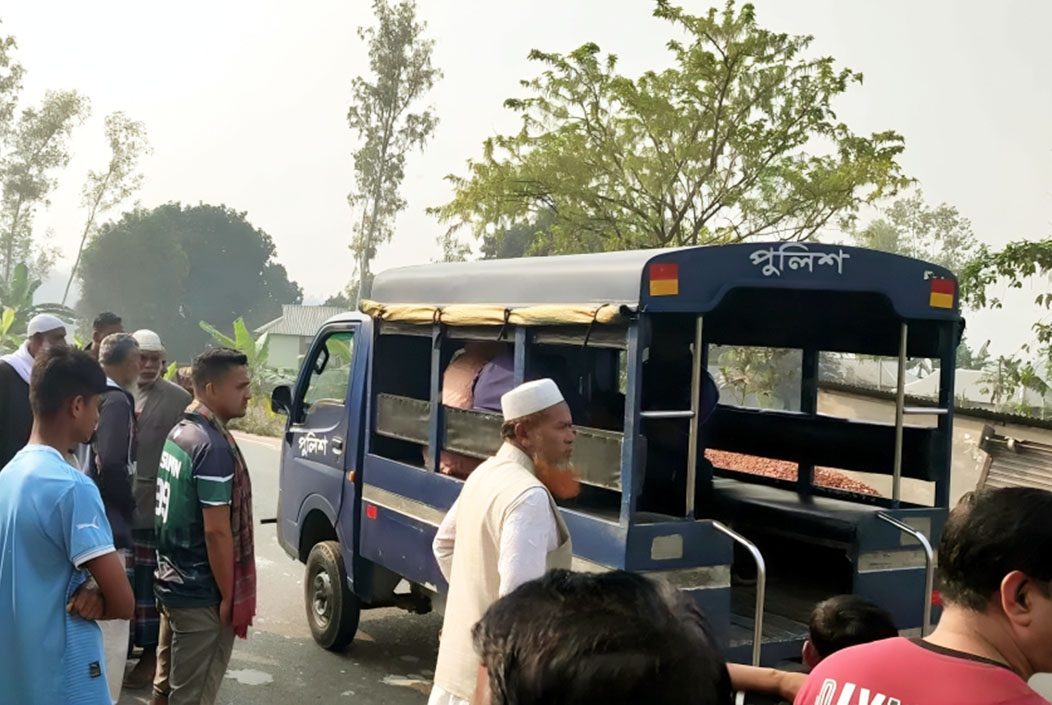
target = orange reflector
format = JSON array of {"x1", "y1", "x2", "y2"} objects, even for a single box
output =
[
  {"x1": 649, "y1": 262, "x2": 679, "y2": 297},
  {"x1": 366, "y1": 504, "x2": 378, "y2": 520},
  {"x1": 930, "y1": 278, "x2": 956, "y2": 309}
]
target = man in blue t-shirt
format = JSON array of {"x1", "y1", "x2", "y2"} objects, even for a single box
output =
[{"x1": 0, "y1": 346, "x2": 135, "y2": 705}]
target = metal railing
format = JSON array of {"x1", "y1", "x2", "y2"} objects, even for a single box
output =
[
  {"x1": 712, "y1": 521, "x2": 766, "y2": 666},
  {"x1": 878, "y1": 513, "x2": 935, "y2": 636}
]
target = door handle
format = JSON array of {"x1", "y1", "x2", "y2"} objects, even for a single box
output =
[{"x1": 332, "y1": 437, "x2": 344, "y2": 456}]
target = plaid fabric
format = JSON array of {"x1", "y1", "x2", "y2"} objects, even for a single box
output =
[
  {"x1": 132, "y1": 530, "x2": 160, "y2": 647},
  {"x1": 187, "y1": 401, "x2": 256, "y2": 639}
]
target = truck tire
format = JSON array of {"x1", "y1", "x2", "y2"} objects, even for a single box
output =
[{"x1": 305, "y1": 541, "x2": 361, "y2": 651}]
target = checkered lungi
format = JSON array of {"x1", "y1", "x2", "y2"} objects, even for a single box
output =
[{"x1": 132, "y1": 529, "x2": 160, "y2": 648}]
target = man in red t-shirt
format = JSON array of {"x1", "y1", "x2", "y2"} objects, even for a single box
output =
[{"x1": 796, "y1": 487, "x2": 1052, "y2": 705}]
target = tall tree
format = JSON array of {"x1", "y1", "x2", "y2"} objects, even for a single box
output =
[
  {"x1": 0, "y1": 89, "x2": 90, "y2": 281},
  {"x1": 432, "y1": 1, "x2": 908, "y2": 255},
  {"x1": 77, "y1": 203, "x2": 302, "y2": 361},
  {"x1": 347, "y1": 0, "x2": 440, "y2": 301},
  {"x1": 62, "y1": 112, "x2": 150, "y2": 304},
  {"x1": 850, "y1": 190, "x2": 979, "y2": 273}
]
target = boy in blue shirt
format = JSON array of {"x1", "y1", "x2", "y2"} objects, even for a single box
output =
[{"x1": 0, "y1": 346, "x2": 135, "y2": 705}]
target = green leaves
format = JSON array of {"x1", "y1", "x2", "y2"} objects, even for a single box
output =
[
  {"x1": 434, "y1": 0, "x2": 907, "y2": 256},
  {"x1": 199, "y1": 317, "x2": 275, "y2": 394},
  {"x1": 347, "y1": 0, "x2": 440, "y2": 300}
]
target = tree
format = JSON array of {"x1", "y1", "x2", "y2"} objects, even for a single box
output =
[
  {"x1": 432, "y1": 1, "x2": 908, "y2": 256},
  {"x1": 62, "y1": 112, "x2": 150, "y2": 305},
  {"x1": 850, "y1": 190, "x2": 979, "y2": 273},
  {"x1": 956, "y1": 337, "x2": 991, "y2": 370},
  {"x1": 348, "y1": 0, "x2": 440, "y2": 301},
  {"x1": 77, "y1": 203, "x2": 302, "y2": 361},
  {"x1": 480, "y1": 210, "x2": 556, "y2": 260},
  {"x1": 0, "y1": 88, "x2": 90, "y2": 281}
]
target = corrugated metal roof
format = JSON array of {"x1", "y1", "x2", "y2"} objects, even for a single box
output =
[
  {"x1": 979, "y1": 430, "x2": 1052, "y2": 493},
  {"x1": 255, "y1": 304, "x2": 347, "y2": 337}
]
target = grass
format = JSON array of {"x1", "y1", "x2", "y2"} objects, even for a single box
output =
[{"x1": 228, "y1": 398, "x2": 285, "y2": 437}]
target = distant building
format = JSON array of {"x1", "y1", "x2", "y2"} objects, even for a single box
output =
[{"x1": 256, "y1": 304, "x2": 346, "y2": 370}]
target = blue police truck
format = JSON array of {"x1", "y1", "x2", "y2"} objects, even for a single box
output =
[{"x1": 270, "y1": 242, "x2": 962, "y2": 668}]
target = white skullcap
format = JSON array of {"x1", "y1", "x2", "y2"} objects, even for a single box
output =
[
  {"x1": 133, "y1": 329, "x2": 165, "y2": 352},
  {"x1": 27, "y1": 314, "x2": 66, "y2": 337},
  {"x1": 501, "y1": 378, "x2": 565, "y2": 422}
]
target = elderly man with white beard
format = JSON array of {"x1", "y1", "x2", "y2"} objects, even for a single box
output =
[
  {"x1": 123, "y1": 329, "x2": 191, "y2": 692},
  {"x1": 428, "y1": 378, "x2": 580, "y2": 705}
]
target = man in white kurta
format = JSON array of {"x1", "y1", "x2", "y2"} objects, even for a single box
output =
[{"x1": 428, "y1": 379, "x2": 577, "y2": 705}]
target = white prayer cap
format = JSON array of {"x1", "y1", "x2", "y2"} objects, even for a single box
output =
[
  {"x1": 27, "y1": 314, "x2": 66, "y2": 337},
  {"x1": 133, "y1": 329, "x2": 165, "y2": 352},
  {"x1": 501, "y1": 378, "x2": 565, "y2": 422}
]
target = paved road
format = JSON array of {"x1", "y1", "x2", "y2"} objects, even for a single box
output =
[{"x1": 120, "y1": 433, "x2": 440, "y2": 705}]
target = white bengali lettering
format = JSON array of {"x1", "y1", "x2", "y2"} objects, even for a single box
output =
[{"x1": 749, "y1": 243, "x2": 851, "y2": 277}]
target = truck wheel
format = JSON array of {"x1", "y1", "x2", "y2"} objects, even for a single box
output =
[{"x1": 305, "y1": 541, "x2": 361, "y2": 651}]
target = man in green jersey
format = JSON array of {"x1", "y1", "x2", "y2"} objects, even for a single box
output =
[{"x1": 152, "y1": 347, "x2": 254, "y2": 705}]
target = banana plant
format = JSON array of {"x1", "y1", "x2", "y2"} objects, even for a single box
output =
[
  {"x1": 0, "y1": 263, "x2": 74, "y2": 335},
  {"x1": 199, "y1": 317, "x2": 276, "y2": 393},
  {"x1": 0, "y1": 307, "x2": 19, "y2": 353}
]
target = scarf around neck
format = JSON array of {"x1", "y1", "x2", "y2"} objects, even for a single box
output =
[
  {"x1": 0, "y1": 342, "x2": 34, "y2": 383},
  {"x1": 187, "y1": 400, "x2": 256, "y2": 638}
]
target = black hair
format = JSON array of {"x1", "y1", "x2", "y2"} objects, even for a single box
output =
[
  {"x1": 30, "y1": 346, "x2": 107, "y2": 417},
  {"x1": 473, "y1": 569, "x2": 732, "y2": 705},
  {"x1": 938, "y1": 487, "x2": 1052, "y2": 611},
  {"x1": 92, "y1": 312, "x2": 122, "y2": 330},
  {"x1": 808, "y1": 595, "x2": 898, "y2": 658},
  {"x1": 191, "y1": 347, "x2": 249, "y2": 390}
]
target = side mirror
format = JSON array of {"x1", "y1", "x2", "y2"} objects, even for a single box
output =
[{"x1": 271, "y1": 385, "x2": 293, "y2": 416}]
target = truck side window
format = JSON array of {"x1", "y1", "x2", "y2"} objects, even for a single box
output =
[{"x1": 300, "y1": 332, "x2": 355, "y2": 413}]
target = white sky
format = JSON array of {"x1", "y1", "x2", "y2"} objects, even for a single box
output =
[{"x1": 5, "y1": 0, "x2": 1051, "y2": 356}]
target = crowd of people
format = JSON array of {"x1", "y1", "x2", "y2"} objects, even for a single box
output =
[
  {"x1": 3, "y1": 314, "x2": 1052, "y2": 705},
  {"x1": 0, "y1": 313, "x2": 255, "y2": 705}
]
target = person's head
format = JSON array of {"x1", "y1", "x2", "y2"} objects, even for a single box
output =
[
  {"x1": 132, "y1": 329, "x2": 166, "y2": 387},
  {"x1": 25, "y1": 314, "x2": 68, "y2": 358},
  {"x1": 30, "y1": 346, "x2": 108, "y2": 444},
  {"x1": 802, "y1": 595, "x2": 898, "y2": 669},
  {"x1": 192, "y1": 347, "x2": 251, "y2": 422},
  {"x1": 91, "y1": 312, "x2": 123, "y2": 353},
  {"x1": 936, "y1": 487, "x2": 1052, "y2": 674},
  {"x1": 174, "y1": 366, "x2": 194, "y2": 394},
  {"x1": 500, "y1": 379, "x2": 578, "y2": 499},
  {"x1": 99, "y1": 333, "x2": 141, "y2": 389},
  {"x1": 473, "y1": 569, "x2": 732, "y2": 705}
]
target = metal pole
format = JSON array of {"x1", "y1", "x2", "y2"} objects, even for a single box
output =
[
  {"x1": 686, "y1": 316, "x2": 704, "y2": 518},
  {"x1": 878, "y1": 513, "x2": 934, "y2": 636},
  {"x1": 893, "y1": 322, "x2": 909, "y2": 505},
  {"x1": 713, "y1": 521, "x2": 766, "y2": 667}
]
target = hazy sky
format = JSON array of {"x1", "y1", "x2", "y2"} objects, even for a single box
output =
[{"x1": 5, "y1": 0, "x2": 1051, "y2": 355}]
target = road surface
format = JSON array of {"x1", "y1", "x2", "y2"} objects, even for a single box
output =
[{"x1": 119, "y1": 432, "x2": 440, "y2": 705}]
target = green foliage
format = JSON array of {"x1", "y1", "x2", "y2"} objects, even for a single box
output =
[
  {"x1": 0, "y1": 261, "x2": 73, "y2": 337},
  {"x1": 0, "y1": 87, "x2": 90, "y2": 281},
  {"x1": 77, "y1": 203, "x2": 302, "y2": 362},
  {"x1": 0, "y1": 306, "x2": 18, "y2": 353},
  {"x1": 63, "y1": 112, "x2": 151, "y2": 305},
  {"x1": 850, "y1": 190, "x2": 979, "y2": 274},
  {"x1": 979, "y1": 355, "x2": 1049, "y2": 414},
  {"x1": 199, "y1": 317, "x2": 276, "y2": 396},
  {"x1": 433, "y1": 1, "x2": 908, "y2": 256},
  {"x1": 480, "y1": 210, "x2": 556, "y2": 260},
  {"x1": 348, "y1": 0, "x2": 440, "y2": 299},
  {"x1": 163, "y1": 361, "x2": 178, "y2": 381},
  {"x1": 955, "y1": 337, "x2": 991, "y2": 371}
]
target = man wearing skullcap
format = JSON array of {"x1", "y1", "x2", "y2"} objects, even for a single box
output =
[
  {"x1": 0, "y1": 314, "x2": 67, "y2": 469},
  {"x1": 428, "y1": 378, "x2": 579, "y2": 705},
  {"x1": 124, "y1": 330, "x2": 191, "y2": 691}
]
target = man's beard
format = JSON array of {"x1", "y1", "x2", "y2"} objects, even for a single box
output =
[{"x1": 533, "y1": 455, "x2": 581, "y2": 500}]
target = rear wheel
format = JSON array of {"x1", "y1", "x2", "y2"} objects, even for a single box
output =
[{"x1": 305, "y1": 541, "x2": 361, "y2": 651}]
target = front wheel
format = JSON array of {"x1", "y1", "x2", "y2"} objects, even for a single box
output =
[{"x1": 304, "y1": 541, "x2": 361, "y2": 651}]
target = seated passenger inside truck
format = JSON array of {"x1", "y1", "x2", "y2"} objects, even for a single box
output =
[{"x1": 425, "y1": 341, "x2": 506, "y2": 479}]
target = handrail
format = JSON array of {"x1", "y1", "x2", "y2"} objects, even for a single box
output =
[
  {"x1": 878, "y1": 513, "x2": 934, "y2": 636},
  {"x1": 892, "y1": 322, "x2": 908, "y2": 505},
  {"x1": 712, "y1": 521, "x2": 766, "y2": 667},
  {"x1": 685, "y1": 315, "x2": 704, "y2": 518}
]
